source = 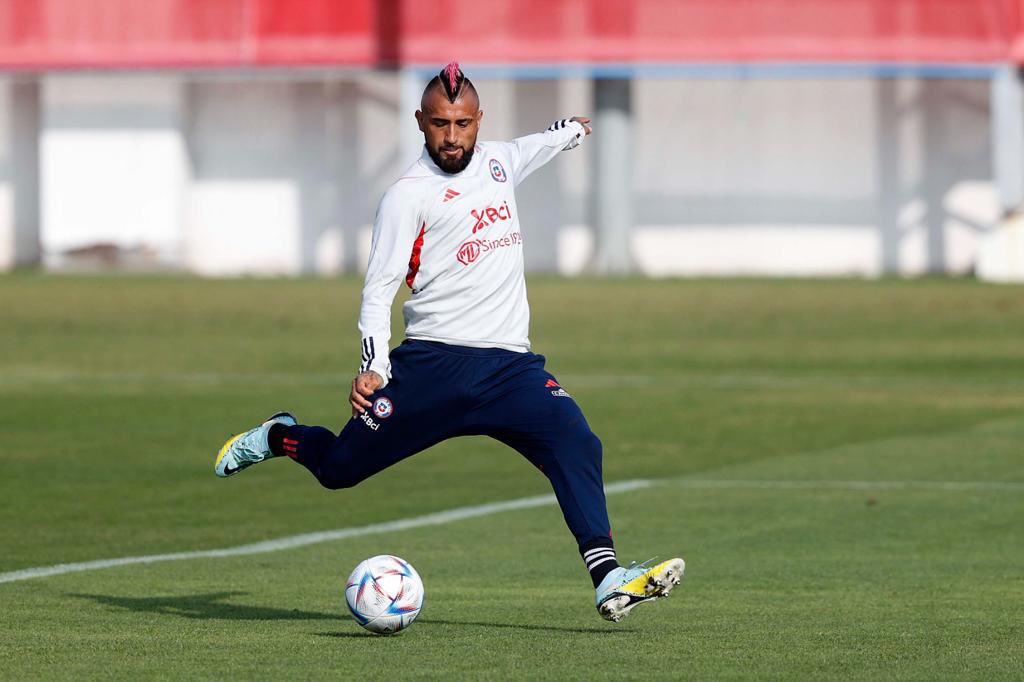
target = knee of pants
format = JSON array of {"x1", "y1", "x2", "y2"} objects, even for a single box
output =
[
  {"x1": 316, "y1": 466, "x2": 366, "y2": 491},
  {"x1": 585, "y1": 430, "x2": 603, "y2": 464},
  {"x1": 314, "y1": 446, "x2": 370, "y2": 491},
  {"x1": 563, "y1": 423, "x2": 602, "y2": 466}
]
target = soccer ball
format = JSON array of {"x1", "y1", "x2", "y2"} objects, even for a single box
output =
[{"x1": 344, "y1": 554, "x2": 424, "y2": 634}]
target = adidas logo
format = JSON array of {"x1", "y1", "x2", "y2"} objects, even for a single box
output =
[
  {"x1": 442, "y1": 188, "x2": 460, "y2": 203},
  {"x1": 545, "y1": 379, "x2": 560, "y2": 388}
]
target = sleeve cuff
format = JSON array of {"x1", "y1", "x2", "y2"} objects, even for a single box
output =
[
  {"x1": 365, "y1": 363, "x2": 391, "y2": 389},
  {"x1": 562, "y1": 120, "x2": 586, "y2": 150}
]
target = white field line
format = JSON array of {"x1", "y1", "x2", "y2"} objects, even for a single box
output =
[
  {"x1": 3, "y1": 476, "x2": 1023, "y2": 586},
  {"x1": 0, "y1": 480, "x2": 653, "y2": 585},
  {"x1": 664, "y1": 479, "x2": 1024, "y2": 493}
]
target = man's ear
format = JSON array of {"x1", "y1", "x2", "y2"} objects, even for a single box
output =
[
  {"x1": 477, "y1": 109, "x2": 484, "y2": 125},
  {"x1": 415, "y1": 110, "x2": 426, "y2": 133}
]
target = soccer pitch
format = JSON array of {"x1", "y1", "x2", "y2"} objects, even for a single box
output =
[{"x1": 1, "y1": 275, "x2": 1022, "y2": 678}]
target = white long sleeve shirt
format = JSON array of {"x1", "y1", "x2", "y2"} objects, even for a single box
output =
[{"x1": 358, "y1": 119, "x2": 587, "y2": 386}]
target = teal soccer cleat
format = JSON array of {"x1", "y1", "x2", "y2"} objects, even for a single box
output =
[
  {"x1": 214, "y1": 411, "x2": 296, "y2": 478},
  {"x1": 595, "y1": 557, "x2": 686, "y2": 622}
]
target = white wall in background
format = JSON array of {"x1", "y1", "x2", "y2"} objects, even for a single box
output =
[
  {"x1": 185, "y1": 181, "x2": 300, "y2": 276},
  {"x1": 40, "y1": 76, "x2": 187, "y2": 265},
  {"x1": 633, "y1": 78, "x2": 994, "y2": 277},
  {"x1": 632, "y1": 225, "x2": 882, "y2": 277},
  {"x1": 18, "y1": 73, "x2": 998, "y2": 277},
  {"x1": 557, "y1": 225, "x2": 594, "y2": 275},
  {"x1": 978, "y1": 212, "x2": 1024, "y2": 282}
]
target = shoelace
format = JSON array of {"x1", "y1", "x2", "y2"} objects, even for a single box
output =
[
  {"x1": 236, "y1": 429, "x2": 266, "y2": 462},
  {"x1": 624, "y1": 557, "x2": 659, "y2": 573},
  {"x1": 612, "y1": 557, "x2": 660, "y2": 586}
]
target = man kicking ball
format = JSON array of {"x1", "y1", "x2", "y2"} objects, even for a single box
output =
[{"x1": 214, "y1": 62, "x2": 684, "y2": 622}]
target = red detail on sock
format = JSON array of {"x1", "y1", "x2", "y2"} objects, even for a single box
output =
[
  {"x1": 406, "y1": 222, "x2": 427, "y2": 289},
  {"x1": 545, "y1": 379, "x2": 560, "y2": 387},
  {"x1": 283, "y1": 438, "x2": 299, "y2": 445}
]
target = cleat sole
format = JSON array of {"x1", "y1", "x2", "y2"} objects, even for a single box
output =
[
  {"x1": 597, "y1": 558, "x2": 686, "y2": 623},
  {"x1": 645, "y1": 559, "x2": 685, "y2": 598}
]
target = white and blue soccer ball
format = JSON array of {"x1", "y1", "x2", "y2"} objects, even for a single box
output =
[{"x1": 344, "y1": 554, "x2": 424, "y2": 634}]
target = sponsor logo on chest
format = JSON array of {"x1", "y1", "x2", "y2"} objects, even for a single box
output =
[
  {"x1": 456, "y1": 231, "x2": 522, "y2": 266},
  {"x1": 471, "y1": 201, "x2": 513, "y2": 234}
]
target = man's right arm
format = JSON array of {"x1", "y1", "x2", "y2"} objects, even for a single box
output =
[{"x1": 356, "y1": 184, "x2": 422, "y2": 392}]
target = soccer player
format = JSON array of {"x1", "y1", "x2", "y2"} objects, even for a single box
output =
[{"x1": 214, "y1": 62, "x2": 684, "y2": 622}]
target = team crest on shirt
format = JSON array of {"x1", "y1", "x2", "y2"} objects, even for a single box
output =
[
  {"x1": 373, "y1": 397, "x2": 394, "y2": 419},
  {"x1": 489, "y1": 158, "x2": 507, "y2": 183}
]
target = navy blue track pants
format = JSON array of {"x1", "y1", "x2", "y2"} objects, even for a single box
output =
[{"x1": 287, "y1": 339, "x2": 612, "y2": 549}]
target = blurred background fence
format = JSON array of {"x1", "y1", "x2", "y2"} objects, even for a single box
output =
[{"x1": 1, "y1": 0, "x2": 1023, "y2": 280}]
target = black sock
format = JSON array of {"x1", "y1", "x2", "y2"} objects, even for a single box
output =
[
  {"x1": 268, "y1": 423, "x2": 293, "y2": 458},
  {"x1": 580, "y1": 538, "x2": 620, "y2": 588}
]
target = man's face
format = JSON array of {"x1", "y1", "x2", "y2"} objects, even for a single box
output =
[{"x1": 416, "y1": 89, "x2": 482, "y2": 174}]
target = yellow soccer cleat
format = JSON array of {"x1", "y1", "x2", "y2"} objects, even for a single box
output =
[
  {"x1": 595, "y1": 557, "x2": 685, "y2": 622},
  {"x1": 214, "y1": 411, "x2": 296, "y2": 478}
]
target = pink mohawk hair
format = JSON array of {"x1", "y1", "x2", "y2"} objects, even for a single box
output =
[
  {"x1": 443, "y1": 61, "x2": 460, "y2": 92},
  {"x1": 439, "y1": 61, "x2": 465, "y2": 103}
]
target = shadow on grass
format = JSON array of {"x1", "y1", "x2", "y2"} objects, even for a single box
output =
[
  {"x1": 418, "y1": 617, "x2": 632, "y2": 634},
  {"x1": 316, "y1": 617, "x2": 632, "y2": 637},
  {"x1": 69, "y1": 593, "x2": 630, "y2": 634},
  {"x1": 68, "y1": 591, "x2": 343, "y2": 621}
]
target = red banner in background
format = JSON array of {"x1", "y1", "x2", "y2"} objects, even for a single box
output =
[
  {"x1": 0, "y1": 0, "x2": 1020, "y2": 70},
  {"x1": 0, "y1": 0, "x2": 377, "y2": 68},
  {"x1": 400, "y1": 0, "x2": 1021, "y2": 65}
]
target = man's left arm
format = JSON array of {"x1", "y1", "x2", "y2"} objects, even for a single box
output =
[{"x1": 508, "y1": 116, "x2": 592, "y2": 185}]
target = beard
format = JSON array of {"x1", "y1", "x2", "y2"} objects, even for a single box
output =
[{"x1": 428, "y1": 143, "x2": 474, "y2": 174}]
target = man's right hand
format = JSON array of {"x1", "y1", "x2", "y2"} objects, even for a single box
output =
[
  {"x1": 570, "y1": 116, "x2": 593, "y2": 135},
  {"x1": 350, "y1": 371, "x2": 384, "y2": 417}
]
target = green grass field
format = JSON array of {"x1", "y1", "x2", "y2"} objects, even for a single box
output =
[{"x1": 1, "y1": 275, "x2": 1022, "y2": 679}]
